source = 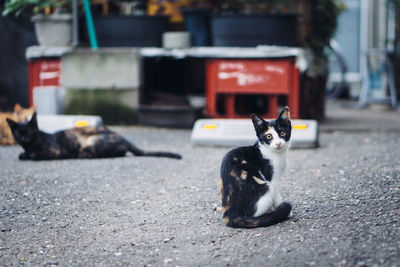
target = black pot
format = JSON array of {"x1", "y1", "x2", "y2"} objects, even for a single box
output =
[
  {"x1": 211, "y1": 14, "x2": 297, "y2": 47},
  {"x1": 93, "y1": 15, "x2": 168, "y2": 47}
]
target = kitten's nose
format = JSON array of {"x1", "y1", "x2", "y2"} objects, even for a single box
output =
[{"x1": 276, "y1": 142, "x2": 282, "y2": 148}]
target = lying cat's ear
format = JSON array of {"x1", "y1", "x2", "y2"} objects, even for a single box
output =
[
  {"x1": 14, "y1": 103, "x2": 22, "y2": 115},
  {"x1": 251, "y1": 114, "x2": 269, "y2": 134},
  {"x1": 29, "y1": 112, "x2": 38, "y2": 127},
  {"x1": 6, "y1": 118, "x2": 17, "y2": 130},
  {"x1": 278, "y1": 106, "x2": 291, "y2": 120}
]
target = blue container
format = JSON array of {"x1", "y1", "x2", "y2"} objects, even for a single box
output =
[{"x1": 182, "y1": 8, "x2": 211, "y2": 47}]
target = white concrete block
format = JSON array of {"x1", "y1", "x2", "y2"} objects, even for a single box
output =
[
  {"x1": 37, "y1": 114, "x2": 103, "y2": 133},
  {"x1": 61, "y1": 48, "x2": 141, "y2": 89},
  {"x1": 191, "y1": 118, "x2": 319, "y2": 149}
]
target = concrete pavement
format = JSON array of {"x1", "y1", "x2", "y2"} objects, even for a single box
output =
[
  {"x1": 0, "y1": 100, "x2": 399, "y2": 266},
  {"x1": 321, "y1": 100, "x2": 400, "y2": 132}
]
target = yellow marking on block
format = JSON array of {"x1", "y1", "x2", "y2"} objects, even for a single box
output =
[
  {"x1": 293, "y1": 124, "x2": 308, "y2": 130},
  {"x1": 75, "y1": 120, "x2": 89, "y2": 127},
  {"x1": 203, "y1": 124, "x2": 217, "y2": 130}
]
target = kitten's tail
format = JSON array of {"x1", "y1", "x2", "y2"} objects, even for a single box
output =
[
  {"x1": 224, "y1": 202, "x2": 292, "y2": 228},
  {"x1": 127, "y1": 143, "x2": 182, "y2": 160}
]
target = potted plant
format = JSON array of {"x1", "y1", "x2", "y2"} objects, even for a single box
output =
[
  {"x1": 210, "y1": 0, "x2": 298, "y2": 47},
  {"x1": 302, "y1": 0, "x2": 345, "y2": 120},
  {"x1": 2, "y1": 0, "x2": 73, "y2": 46}
]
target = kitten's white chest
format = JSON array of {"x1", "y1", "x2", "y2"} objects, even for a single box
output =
[{"x1": 253, "y1": 147, "x2": 287, "y2": 217}]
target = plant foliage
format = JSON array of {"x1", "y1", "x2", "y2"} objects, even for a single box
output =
[{"x1": 2, "y1": 0, "x2": 70, "y2": 16}]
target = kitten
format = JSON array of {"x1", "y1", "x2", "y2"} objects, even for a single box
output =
[
  {"x1": 0, "y1": 104, "x2": 36, "y2": 145},
  {"x1": 220, "y1": 107, "x2": 292, "y2": 228},
  {"x1": 6, "y1": 112, "x2": 182, "y2": 160}
]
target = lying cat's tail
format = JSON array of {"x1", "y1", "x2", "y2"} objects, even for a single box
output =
[
  {"x1": 224, "y1": 202, "x2": 292, "y2": 228},
  {"x1": 127, "y1": 143, "x2": 182, "y2": 159}
]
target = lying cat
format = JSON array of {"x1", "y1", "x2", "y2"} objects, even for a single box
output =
[
  {"x1": 0, "y1": 104, "x2": 36, "y2": 145},
  {"x1": 220, "y1": 107, "x2": 292, "y2": 228},
  {"x1": 6, "y1": 112, "x2": 182, "y2": 160}
]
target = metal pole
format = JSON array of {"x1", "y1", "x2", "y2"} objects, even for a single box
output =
[
  {"x1": 72, "y1": 0, "x2": 78, "y2": 46},
  {"x1": 83, "y1": 0, "x2": 98, "y2": 50},
  {"x1": 358, "y1": 0, "x2": 370, "y2": 107}
]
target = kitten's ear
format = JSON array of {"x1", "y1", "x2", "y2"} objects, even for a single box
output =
[
  {"x1": 251, "y1": 114, "x2": 269, "y2": 134},
  {"x1": 278, "y1": 106, "x2": 291, "y2": 120},
  {"x1": 6, "y1": 118, "x2": 17, "y2": 130},
  {"x1": 14, "y1": 103, "x2": 22, "y2": 115},
  {"x1": 29, "y1": 112, "x2": 38, "y2": 127}
]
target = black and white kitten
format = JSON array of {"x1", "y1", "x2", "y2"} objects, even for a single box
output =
[{"x1": 220, "y1": 107, "x2": 292, "y2": 228}]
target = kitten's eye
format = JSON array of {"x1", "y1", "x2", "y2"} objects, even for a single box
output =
[
  {"x1": 266, "y1": 134, "x2": 272, "y2": 140},
  {"x1": 280, "y1": 132, "x2": 286, "y2": 137}
]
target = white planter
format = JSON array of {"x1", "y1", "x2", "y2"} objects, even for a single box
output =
[
  {"x1": 32, "y1": 14, "x2": 73, "y2": 47},
  {"x1": 162, "y1": 31, "x2": 191, "y2": 49}
]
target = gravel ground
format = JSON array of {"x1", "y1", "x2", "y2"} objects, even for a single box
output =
[{"x1": 0, "y1": 125, "x2": 399, "y2": 266}]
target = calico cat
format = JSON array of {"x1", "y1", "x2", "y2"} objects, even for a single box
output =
[
  {"x1": 0, "y1": 104, "x2": 36, "y2": 145},
  {"x1": 6, "y1": 112, "x2": 182, "y2": 160},
  {"x1": 220, "y1": 107, "x2": 292, "y2": 228}
]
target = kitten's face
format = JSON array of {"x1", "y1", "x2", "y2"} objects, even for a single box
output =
[
  {"x1": 252, "y1": 107, "x2": 292, "y2": 153},
  {"x1": 7, "y1": 112, "x2": 39, "y2": 146}
]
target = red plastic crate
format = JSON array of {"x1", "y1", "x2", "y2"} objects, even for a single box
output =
[
  {"x1": 206, "y1": 58, "x2": 300, "y2": 118},
  {"x1": 28, "y1": 58, "x2": 61, "y2": 106}
]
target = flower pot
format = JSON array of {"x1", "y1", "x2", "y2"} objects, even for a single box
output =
[
  {"x1": 211, "y1": 14, "x2": 297, "y2": 47},
  {"x1": 32, "y1": 14, "x2": 73, "y2": 47},
  {"x1": 93, "y1": 15, "x2": 168, "y2": 47}
]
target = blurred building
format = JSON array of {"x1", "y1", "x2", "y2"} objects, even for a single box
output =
[{"x1": 331, "y1": 0, "x2": 395, "y2": 98}]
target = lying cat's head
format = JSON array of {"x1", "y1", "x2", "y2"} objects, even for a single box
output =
[
  {"x1": 251, "y1": 107, "x2": 292, "y2": 153},
  {"x1": 6, "y1": 112, "x2": 40, "y2": 147}
]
